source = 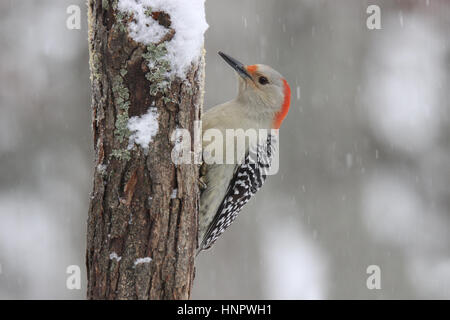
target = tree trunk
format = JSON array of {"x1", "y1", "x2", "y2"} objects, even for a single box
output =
[{"x1": 86, "y1": 0, "x2": 204, "y2": 299}]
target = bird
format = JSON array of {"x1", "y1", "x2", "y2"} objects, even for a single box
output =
[{"x1": 197, "y1": 51, "x2": 291, "y2": 254}]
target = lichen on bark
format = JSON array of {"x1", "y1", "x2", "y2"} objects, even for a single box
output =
[{"x1": 111, "y1": 68, "x2": 131, "y2": 160}]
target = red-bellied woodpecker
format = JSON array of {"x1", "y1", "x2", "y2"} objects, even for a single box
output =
[{"x1": 197, "y1": 52, "x2": 291, "y2": 254}]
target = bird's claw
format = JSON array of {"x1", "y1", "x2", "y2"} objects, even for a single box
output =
[{"x1": 198, "y1": 177, "x2": 207, "y2": 190}]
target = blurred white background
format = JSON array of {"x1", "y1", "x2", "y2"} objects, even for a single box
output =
[{"x1": 0, "y1": 0, "x2": 449, "y2": 299}]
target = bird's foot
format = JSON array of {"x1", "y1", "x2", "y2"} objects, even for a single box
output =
[{"x1": 198, "y1": 177, "x2": 207, "y2": 190}]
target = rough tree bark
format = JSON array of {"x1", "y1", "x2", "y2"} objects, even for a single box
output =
[{"x1": 86, "y1": 0, "x2": 204, "y2": 299}]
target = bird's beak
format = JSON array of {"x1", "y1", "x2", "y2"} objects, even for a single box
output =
[{"x1": 218, "y1": 51, "x2": 253, "y2": 80}]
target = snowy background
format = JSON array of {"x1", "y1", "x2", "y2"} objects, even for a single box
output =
[{"x1": 1, "y1": 0, "x2": 450, "y2": 299}]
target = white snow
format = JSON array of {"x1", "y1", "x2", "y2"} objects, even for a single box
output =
[
  {"x1": 109, "y1": 252, "x2": 122, "y2": 262},
  {"x1": 170, "y1": 189, "x2": 178, "y2": 199},
  {"x1": 399, "y1": 11, "x2": 404, "y2": 28},
  {"x1": 345, "y1": 153, "x2": 353, "y2": 169},
  {"x1": 134, "y1": 257, "x2": 152, "y2": 266},
  {"x1": 97, "y1": 164, "x2": 107, "y2": 172},
  {"x1": 128, "y1": 107, "x2": 159, "y2": 151},
  {"x1": 118, "y1": 0, "x2": 208, "y2": 78}
]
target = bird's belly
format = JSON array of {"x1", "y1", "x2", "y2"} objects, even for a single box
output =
[{"x1": 198, "y1": 164, "x2": 236, "y2": 241}]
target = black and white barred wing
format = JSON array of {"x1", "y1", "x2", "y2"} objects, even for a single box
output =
[{"x1": 200, "y1": 134, "x2": 278, "y2": 251}]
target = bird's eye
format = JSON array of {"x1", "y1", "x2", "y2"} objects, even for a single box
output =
[{"x1": 258, "y1": 76, "x2": 269, "y2": 85}]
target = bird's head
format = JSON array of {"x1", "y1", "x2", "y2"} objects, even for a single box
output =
[{"x1": 219, "y1": 51, "x2": 291, "y2": 129}]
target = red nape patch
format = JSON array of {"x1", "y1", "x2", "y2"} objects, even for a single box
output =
[
  {"x1": 246, "y1": 65, "x2": 258, "y2": 74},
  {"x1": 273, "y1": 79, "x2": 291, "y2": 129}
]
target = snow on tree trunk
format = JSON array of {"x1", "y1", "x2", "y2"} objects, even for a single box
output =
[{"x1": 86, "y1": 0, "x2": 207, "y2": 300}]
